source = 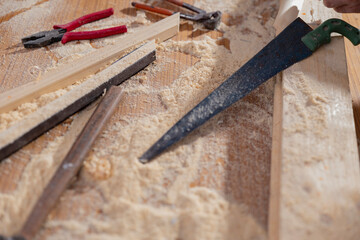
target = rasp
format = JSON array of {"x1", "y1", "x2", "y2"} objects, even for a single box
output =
[{"x1": 139, "y1": 17, "x2": 360, "y2": 163}]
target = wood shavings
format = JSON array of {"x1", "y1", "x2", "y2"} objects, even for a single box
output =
[
  {"x1": 27, "y1": 66, "x2": 43, "y2": 80},
  {"x1": 83, "y1": 155, "x2": 112, "y2": 180},
  {"x1": 0, "y1": 84, "x2": 76, "y2": 131},
  {"x1": 0, "y1": 97, "x2": 98, "y2": 235},
  {"x1": 1, "y1": 0, "x2": 278, "y2": 239}
]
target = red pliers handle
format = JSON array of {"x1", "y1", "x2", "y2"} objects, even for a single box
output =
[
  {"x1": 61, "y1": 25, "x2": 127, "y2": 44},
  {"x1": 22, "y1": 8, "x2": 127, "y2": 48},
  {"x1": 131, "y1": 2, "x2": 174, "y2": 16},
  {"x1": 53, "y1": 8, "x2": 115, "y2": 31}
]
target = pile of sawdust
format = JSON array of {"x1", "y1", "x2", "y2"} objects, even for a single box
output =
[{"x1": 0, "y1": 0, "x2": 278, "y2": 239}]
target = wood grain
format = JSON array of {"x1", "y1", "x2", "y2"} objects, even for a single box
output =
[
  {"x1": 344, "y1": 14, "x2": 360, "y2": 139},
  {"x1": 268, "y1": 75, "x2": 283, "y2": 240},
  {"x1": 6, "y1": 40, "x2": 156, "y2": 238},
  {"x1": 0, "y1": 0, "x2": 358, "y2": 239},
  {"x1": 269, "y1": 1, "x2": 360, "y2": 240},
  {"x1": 0, "y1": 0, "x2": 234, "y2": 237},
  {"x1": 0, "y1": 41, "x2": 156, "y2": 161},
  {"x1": 0, "y1": 13, "x2": 179, "y2": 114},
  {"x1": 0, "y1": 41, "x2": 156, "y2": 160}
]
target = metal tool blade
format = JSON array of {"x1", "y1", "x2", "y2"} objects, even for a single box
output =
[
  {"x1": 22, "y1": 28, "x2": 66, "y2": 48},
  {"x1": 139, "y1": 17, "x2": 313, "y2": 163}
]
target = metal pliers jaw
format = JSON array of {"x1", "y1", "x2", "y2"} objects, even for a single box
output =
[
  {"x1": 184, "y1": 11, "x2": 222, "y2": 30},
  {"x1": 21, "y1": 28, "x2": 66, "y2": 48},
  {"x1": 177, "y1": 1, "x2": 222, "y2": 30},
  {"x1": 20, "y1": 8, "x2": 127, "y2": 49},
  {"x1": 203, "y1": 11, "x2": 222, "y2": 30}
]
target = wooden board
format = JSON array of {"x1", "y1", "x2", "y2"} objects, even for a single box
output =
[
  {"x1": 269, "y1": 1, "x2": 360, "y2": 239},
  {"x1": 0, "y1": 0, "x2": 359, "y2": 239},
  {"x1": 1, "y1": 0, "x2": 273, "y2": 238},
  {"x1": 0, "y1": 13, "x2": 179, "y2": 114},
  {"x1": 0, "y1": 41, "x2": 156, "y2": 160},
  {"x1": 344, "y1": 14, "x2": 360, "y2": 138}
]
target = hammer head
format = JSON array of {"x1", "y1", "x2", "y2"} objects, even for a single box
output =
[{"x1": 199, "y1": 11, "x2": 222, "y2": 30}]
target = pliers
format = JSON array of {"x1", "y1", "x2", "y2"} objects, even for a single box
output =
[
  {"x1": 22, "y1": 8, "x2": 127, "y2": 48},
  {"x1": 131, "y1": 0, "x2": 222, "y2": 30}
]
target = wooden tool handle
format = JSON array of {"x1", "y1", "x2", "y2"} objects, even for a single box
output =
[
  {"x1": 273, "y1": 0, "x2": 304, "y2": 34},
  {"x1": 19, "y1": 86, "x2": 124, "y2": 239},
  {"x1": 166, "y1": 0, "x2": 184, "y2": 7},
  {"x1": 131, "y1": 2, "x2": 174, "y2": 16}
]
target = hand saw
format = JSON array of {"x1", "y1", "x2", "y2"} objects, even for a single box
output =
[{"x1": 139, "y1": 18, "x2": 360, "y2": 163}]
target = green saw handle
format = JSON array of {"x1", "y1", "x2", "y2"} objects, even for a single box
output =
[{"x1": 301, "y1": 18, "x2": 360, "y2": 52}]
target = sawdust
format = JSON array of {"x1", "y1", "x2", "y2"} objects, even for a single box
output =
[
  {"x1": 0, "y1": 134, "x2": 68, "y2": 234},
  {"x1": 0, "y1": 41, "x2": 155, "y2": 152},
  {"x1": 0, "y1": 4, "x2": 153, "y2": 130},
  {"x1": 278, "y1": 27, "x2": 360, "y2": 239},
  {"x1": 0, "y1": 85, "x2": 75, "y2": 131},
  {"x1": 0, "y1": 101, "x2": 98, "y2": 235},
  {"x1": 282, "y1": 71, "x2": 329, "y2": 137},
  {"x1": 0, "y1": 0, "x2": 278, "y2": 239},
  {"x1": 83, "y1": 154, "x2": 112, "y2": 180}
]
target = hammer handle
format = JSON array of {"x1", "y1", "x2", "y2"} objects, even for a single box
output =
[
  {"x1": 166, "y1": 0, "x2": 184, "y2": 6},
  {"x1": 131, "y1": 2, "x2": 174, "y2": 16},
  {"x1": 166, "y1": 0, "x2": 205, "y2": 14}
]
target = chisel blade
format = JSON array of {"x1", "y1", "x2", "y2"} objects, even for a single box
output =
[{"x1": 140, "y1": 17, "x2": 313, "y2": 163}]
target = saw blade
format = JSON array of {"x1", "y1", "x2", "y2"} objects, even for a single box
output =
[{"x1": 140, "y1": 17, "x2": 313, "y2": 163}]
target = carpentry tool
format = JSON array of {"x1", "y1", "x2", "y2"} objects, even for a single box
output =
[
  {"x1": 0, "y1": 43, "x2": 156, "y2": 240},
  {"x1": 131, "y1": 0, "x2": 221, "y2": 30},
  {"x1": 21, "y1": 8, "x2": 127, "y2": 48},
  {"x1": 139, "y1": 18, "x2": 360, "y2": 163}
]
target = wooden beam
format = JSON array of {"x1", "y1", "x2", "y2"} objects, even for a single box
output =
[
  {"x1": 344, "y1": 14, "x2": 360, "y2": 138},
  {"x1": 0, "y1": 40, "x2": 156, "y2": 160},
  {"x1": 269, "y1": 1, "x2": 360, "y2": 239},
  {"x1": 0, "y1": 13, "x2": 179, "y2": 114}
]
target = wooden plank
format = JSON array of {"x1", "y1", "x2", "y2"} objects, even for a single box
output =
[
  {"x1": 269, "y1": 1, "x2": 360, "y2": 239},
  {"x1": 268, "y1": 75, "x2": 283, "y2": 240},
  {"x1": 0, "y1": 13, "x2": 179, "y2": 114},
  {"x1": 344, "y1": 14, "x2": 360, "y2": 138},
  {"x1": 0, "y1": 0, "x2": 276, "y2": 238},
  {"x1": 0, "y1": 1, "x2": 356, "y2": 238},
  {"x1": 19, "y1": 85, "x2": 124, "y2": 240},
  {"x1": 0, "y1": 41, "x2": 156, "y2": 160}
]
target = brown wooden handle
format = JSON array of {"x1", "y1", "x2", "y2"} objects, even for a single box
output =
[
  {"x1": 19, "y1": 86, "x2": 124, "y2": 240},
  {"x1": 131, "y1": 2, "x2": 174, "y2": 16},
  {"x1": 166, "y1": 0, "x2": 184, "y2": 7}
]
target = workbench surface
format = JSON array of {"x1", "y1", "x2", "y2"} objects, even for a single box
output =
[{"x1": 0, "y1": 0, "x2": 358, "y2": 239}]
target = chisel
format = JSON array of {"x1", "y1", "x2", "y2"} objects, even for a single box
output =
[{"x1": 139, "y1": 18, "x2": 360, "y2": 163}]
